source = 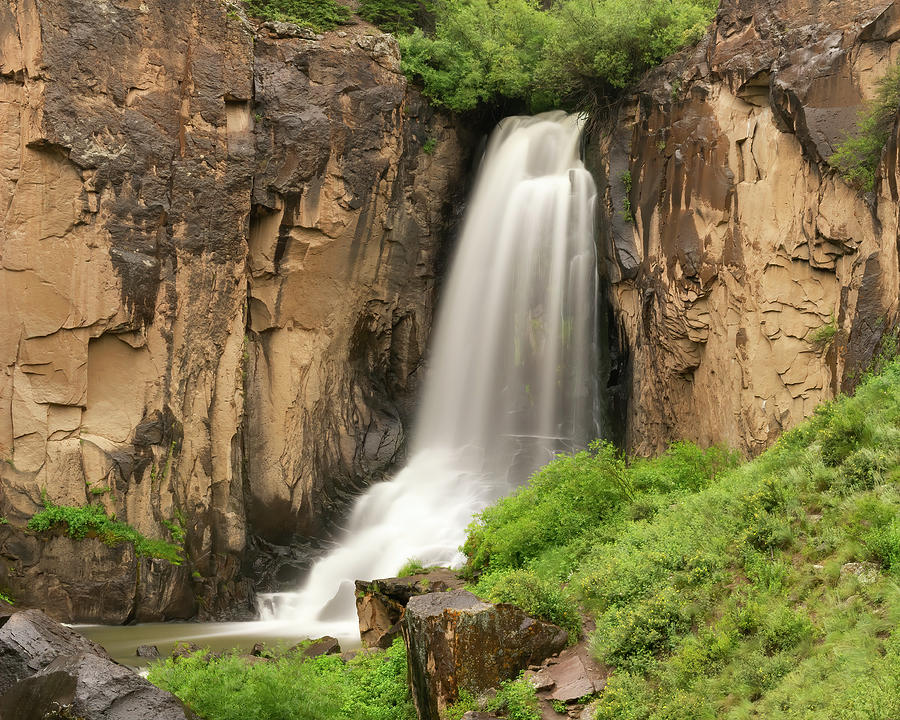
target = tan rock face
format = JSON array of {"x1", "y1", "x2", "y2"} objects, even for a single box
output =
[
  {"x1": 0, "y1": 0, "x2": 468, "y2": 621},
  {"x1": 593, "y1": 0, "x2": 900, "y2": 456}
]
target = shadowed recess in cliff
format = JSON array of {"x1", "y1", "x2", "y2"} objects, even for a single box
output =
[{"x1": 258, "y1": 111, "x2": 601, "y2": 642}]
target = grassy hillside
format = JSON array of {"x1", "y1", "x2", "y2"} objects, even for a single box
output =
[
  {"x1": 149, "y1": 357, "x2": 900, "y2": 719},
  {"x1": 465, "y1": 359, "x2": 900, "y2": 719}
]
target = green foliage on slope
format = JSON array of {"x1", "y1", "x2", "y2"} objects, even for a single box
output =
[
  {"x1": 464, "y1": 359, "x2": 900, "y2": 718},
  {"x1": 244, "y1": 0, "x2": 351, "y2": 30},
  {"x1": 27, "y1": 495, "x2": 183, "y2": 564},
  {"x1": 830, "y1": 62, "x2": 900, "y2": 193},
  {"x1": 148, "y1": 637, "x2": 415, "y2": 720}
]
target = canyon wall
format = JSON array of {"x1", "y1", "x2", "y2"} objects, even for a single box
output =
[
  {"x1": 595, "y1": 0, "x2": 900, "y2": 456},
  {"x1": 0, "y1": 0, "x2": 468, "y2": 621}
]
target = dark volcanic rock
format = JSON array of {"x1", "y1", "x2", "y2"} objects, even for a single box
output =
[
  {"x1": 299, "y1": 636, "x2": 341, "y2": 659},
  {"x1": 402, "y1": 590, "x2": 568, "y2": 720},
  {"x1": 0, "y1": 652, "x2": 193, "y2": 720},
  {"x1": 356, "y1": 570, "x2": 464, "y2": 648},
  {"x1": 0, "y1": 610, "x2": 110, "y2": 695},
  {"x1": 136, "y1": 645, "x2": 160, "y2": 659}
]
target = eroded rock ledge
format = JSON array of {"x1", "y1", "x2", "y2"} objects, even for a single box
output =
[
  {"x1": 594, "y1": 0, "x2": 900, "y2": 456},
  {"x1": 0, "y1": 0, "x2": 471, "y2": 621}
]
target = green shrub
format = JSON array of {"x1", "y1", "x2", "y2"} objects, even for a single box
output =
[
  {"x1": 486, "y1": 676, "x2": 540, "y2": 720},
  {"x1": 358, "y1": 0, "x2": 433, "y2": 34},
  {"x1": 463, "y1": 440, "x2": 629, "y2": 572},
  {"x1": 808, "y1": 317, "x2": 838, "y2": 349},
  {"x1": 244, "y1": 0, "x2": 351, "y2": 30},
  {"x1": 830, "y1": 63, "x2": 900, "y2": 192},
  {"x1": 761, "y1": 606, "x2": 815, "y2": 654},
  {"x1": 398, "y1": 0, "x2": 718, "y2": 112},
  {"x1": 148, "y1": 637, "x2": 415, "y2": 720},
  {"x1": 472, "y1": 569, "x2": 581, "y2": 642},
  {"x1": 27, "y1": 497, "x2": 182, "y2": 564},
  {"x1": 866, "y1": 518, "x2": 900, "y2": 572}
]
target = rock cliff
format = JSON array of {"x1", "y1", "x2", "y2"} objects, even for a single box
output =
[
  {"x1": 594, "y1": 0, "x2": 900, "y2": 456},
  {"x1": 0, "y1": 0, "x2": 469, "y2": 621}
]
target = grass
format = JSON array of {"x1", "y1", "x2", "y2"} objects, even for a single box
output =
[
  {"x1": 27, "y1": 495, "x2": 183, "y2": 564},
  {"x1": 463, "y1": 359, "x2": 900, "y2": 719},
  {"x1": 397, "y1": 558, "x2": 442, "y2": 577},
  {"x1": 148, "y1": 637, "x2": 415, "y2": 720},
  {"x1": 830, "y1": 62, "x2": 900, "y2": 193}
]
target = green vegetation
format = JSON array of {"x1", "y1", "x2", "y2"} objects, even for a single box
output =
[
  {"x1": 463, "y1": 359, "x2": 900, "y2": 718},
  {"x1": 444, "y1": 676, "x2": 540, "y2": 720},
  {"x1": 358, "y1": 0, "x2": 433, "y2": 35},
  {"x1": 422, "y1": 137, "x2": 438, "y2": 155},
  {"x1": 397, "y1": 557, "x2": 440, "y2": 576},
  {"x1": 621, "y1": 170, "x2": 634, "y2": 223},
  {"x1": 243, "y1": 0, "x2": 350, "y2": 31},
  {"x1": 0, "y1": 591, "x2": 13, "y2": 605},
  {"x1": 807, "y1": 316, "x2": 838, "y2": 349},
  {"x1": 830, "y1": 62, "x2": 900, "y2": 193},
  {"x1": 27, "y1": 495, "x2": 183, "y2": 564},
  {"x1": 397, "y1": 0, "x2": 718, "y2": 112},
  {"x1": 148, "y1": 637, "x2": 415, "y2": 720}
]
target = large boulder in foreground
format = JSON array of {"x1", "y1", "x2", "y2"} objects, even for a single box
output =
[
  {"x1": 402, "y1": 590, "x2": 568, "y2": 720},
  {"x1": 356, "y1": 570, "x2": 465, "y2": 648},
  {"x1": 0, "y1": 652, "x2": 194, "y2": 720},
  {"x1": 0, "y1": 609, "x2": 110, "y2": 694}
]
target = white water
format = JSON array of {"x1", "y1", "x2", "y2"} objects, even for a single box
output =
[{"x1": 257, "y1": 111, "x2": 599, "y2": 645}]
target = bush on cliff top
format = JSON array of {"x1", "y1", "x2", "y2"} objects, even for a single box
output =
[
  {"x1": 464, "y1": 358, "x2": 900, "y2": 718},
  {"x1": 397, "y1": 0, "x2": 718, "y2": 112}
]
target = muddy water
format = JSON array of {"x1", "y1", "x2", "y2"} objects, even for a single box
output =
[{"x1": 77, "y1": 621, "x2": 355, "y2": 668}]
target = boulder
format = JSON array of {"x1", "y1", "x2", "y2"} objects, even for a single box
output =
[
  {"x1": 299, "y1": 636, "x2": 341, "y2": 659},
  {"x1": 0, "y1": 652, "x2": 194, "y2": 720},
  {"x1": 402, "y1": 590, "x2": 568, "y2": 720},
  {"x1": 356, "y1": 570, "x2": 464, "y2": 648},
  {"x1": 136, "y1": 645, "x2": 160, "y2": 659},
  {"x1": 526, "y1": 644, "x2": 607, "y2": 704},
  {"x1": 0, "y1": 609, "x2": 110, "y2": 694}
]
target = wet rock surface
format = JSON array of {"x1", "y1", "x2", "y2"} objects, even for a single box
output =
[
  {"x1": 0, "y1": 0, "x2": 471, "y2": 621},
  {"x1": 594, "y1": 0, "x2": 900, "y2": 456},
  {"x1": 356, "y1": 569, "x2": 464, "y2": 648},
  {"x1": 0, "y1": 609, "x2": 111, "y2": 694},
  {"x1": 0, "y1": 608, "x2": 191, "y2": 719},
  {"x1": 0, "y1": 652, "x2": 193, "y2": 720},
  {"x1": 402, "y1": 590, "x2": 568, "y2": 720}
]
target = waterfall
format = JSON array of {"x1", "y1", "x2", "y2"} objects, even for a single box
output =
[{"x1": 258, "y1": 111, "x2": 599, "y2": 643}]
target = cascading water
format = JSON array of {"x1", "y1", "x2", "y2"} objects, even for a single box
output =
[{"x1": 258, "y1": 111, "x2": 599, "y2": 644}]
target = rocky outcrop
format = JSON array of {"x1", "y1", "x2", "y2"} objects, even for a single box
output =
[
  {"x1": 355, "y1": 569, "x2": 464, "y2": 648},
  {"x1": 0, "y1": 609, "x2": 110, "y2": 694},
  {"x1": 0, "y1": 610, "x2": 191, "y2": 719},
  {"x1": 594, "y1": 0, "x2": 900, "y2": 455},
  {"x1": 402, "y1": 590, "x2": 568, "y2": 720},
  {"x1": 0, "y1": 0, "x2": 469, "y2": 620},
  {"x1": 0, "y1": 652, "x2": 194, "y2": 720}
]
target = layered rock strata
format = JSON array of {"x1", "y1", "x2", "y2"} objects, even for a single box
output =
[
  {"x1": 0, "y1": 0, "x2": 468, "y2": 621},
  {"x1": 594, "y1": 0, "x2": 900, "y2": 455}
]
